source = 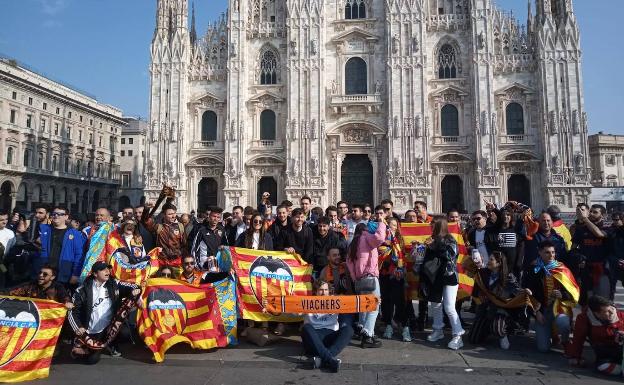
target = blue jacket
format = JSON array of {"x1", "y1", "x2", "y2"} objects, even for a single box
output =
[{"x1": 34, "y1": 224, "x2": 85, "y2": 283}]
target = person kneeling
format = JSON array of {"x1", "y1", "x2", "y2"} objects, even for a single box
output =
[
  {"x1": 68, "y1": 262, "x2": 141, "y2": 363},
  {"x1": 566, "y1": 295, "x2": 624, "y2": 376},
  {"x1": 301, "y1": 280, "x2": 353, "y2": 372}
]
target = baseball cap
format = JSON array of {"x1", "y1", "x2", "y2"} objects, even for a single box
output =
[{"x1": 91, "y1": 261, "x2": 113, "y2": 273}]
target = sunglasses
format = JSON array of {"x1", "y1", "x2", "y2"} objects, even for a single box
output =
[
  {"x1": 383, "y1": 207, "x2": 391, "y2": 211},
  {"x1": 50, "y1": 212, "x2": 66, "y2": 217},
  {"x1": 364, "y1": 210, "x2": 371, "y2": 213},
  {"x1": 38, "y1": 271, "x2": 50, "y2": 277},
  {"x1": 162, "y1": 273, "x2": 171, "y2": 277},
  {"x1": 253, "y1": 220, "x2": 263, "y2": 224},
  {"x1": 183, "y1": 262, "x2": 195, "y2": 266},
  {"x1": 472, "y1": 217, "x2": 483, "y2": 221}
]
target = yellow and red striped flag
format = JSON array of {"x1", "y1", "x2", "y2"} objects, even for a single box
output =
[
  {"x1": 227, "y1": 247, "x2": 313, "y2": 322},
  {"x1": 550, "y1": 262, "x2": 580, "y2": 317},
  {"x1": 137, "y1": 278, "x2": 236, "y2": 363},
  {"x1": 0, "y1": 296, "x2": 66, "y2": 383},
  {"x1": 108, "y1": 247, "x2": 161, "y2": 285},
  {"x1": 400, "y1": 222, "x2": 474, "y2": 300}
]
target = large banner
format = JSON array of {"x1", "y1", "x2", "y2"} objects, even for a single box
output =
[
  {"x1": 108, "y1": 247, "x2": 160, "y2": 285},
  {"x1": 0, "y1": 296, "x2": 66, "y2": 383},
  {"x1": 226, "y1": 247, "x2": 313, "y2": 322},
  {"x1": 136, "y1": 277, "x2": 237, "y2": 363},
  {"x1": 266, "y1": 295, "x2": 379, "y2": 314},
  {"x1": 400, "y1": 222, "x2": 474, "y2": 300}
]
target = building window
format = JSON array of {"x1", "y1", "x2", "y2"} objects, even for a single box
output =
[
  {"x1": 76, "y1": 159, "x2": 82, "y2": 173},
  {"x1": 129, "y1": 138, "x2": 133, "y2": 145},
  {"x1": 260, "y1": 50, "x2": 278, "y2": 85},
  {"x1": 99, "y1": 136, "x2": 102, "y2": 147},
  {"x1": 43, "y1": 102, "x2": 47, "y2": 110},
  {"x1": 128, "y1": 150, "x2": 133, "y2": 156},
  {"x1": 142, "y1": 151, "x2": 145, "y2": 157},
  {"x1": 68, "y1": 111, "x2": 72, "y2": 119},
  {"x1": 260, "y1": 110, "x2": 276, "y2": 140},
  {"x1": 201, "y1": 111, "x2": 218, "y2": 141},
  {"x1": 67, "y1": 126, "x2": 72, "y2": 139},
  {"x1": 23, "y1": 149, "x2": 31, "y2": 167},
  {"x1": 54, "y1": 123, "x2": 59, "y2": 135},
  {"x1": 89, "y1": 133, "x2": 93, "y2": 144},
  {"x1": 52, "y1": 155, "x2": 58, "y2": 171},
  {"x1": 121, "y1": 150, "x2": 125, "y2": 156},
  {"x1": 505, "y1": 102, "x2": 524, "y2": 135},
  {"x1": 87, "y1": 161, "x2": 93, "y2": 176},
  {"x1": 345, "y1": 57, "x2": 367, "y2": 95},
  {"x1": 121, "y1": 138, "x2": 125, "y2": 144},
  {"x1": 28, "y1": 97, "x2": 33, "y2": 106},
  {"x1": 78, "y1": 130, "x2": 82, "y2": 141},
  {"x1": 41, "y1": 119, "x2": 46, "y2": 131},
  {"x1": 6, "y1": 147, "x2": 14, "y2": 165},
  {"x1": 64, "y1": 157, "x2": 70, "y2": 173},
  {"x1": 606, "y1": 155, "x2": 617, "y2": 166},
  {"x1": 121, "y1": 173, "x2": 131, "y2": 188},
  {"x1": 441, "y1": 104, "x2": 459, "y2": 136},
  {"x1": 11, "y1": 91, "x2": 16, "y2": 100},
  {"x1": 26, "y1": 114, "x2": 32, "y2": 128},
  {"x1": 345, "y1": 0, "x2": 366, "y2": 19},
  {"x1": 56, "y1": 107, "x2": 60, "y2": 114},
  {"x1": 10, "y1": 110, "x2": 16, "y2": 124},
  {"x1": 438, "y1": 44, "x2": 458, "y2": 79},
  {"x1": 79, "y1": 115, "x2": 83, "y2": 122},
  {"x1": 38, "y1": 153, "x2": 44, "y2": 169},
  {"x1": 89, "y1": 119, "x2": 93, "y2": 126}
]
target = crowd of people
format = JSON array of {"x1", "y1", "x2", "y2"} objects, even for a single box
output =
[{"x1": 1, "y1": 187, "x2": 624, "y2": 375}]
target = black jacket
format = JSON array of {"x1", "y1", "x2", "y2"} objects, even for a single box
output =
[
  {"x1": 419, "y1": 237, "x2": 458, "y2": 303},
  {"x1": 235, "y1": 231, "x2": 274, "y2": 250},
  {"x1": 466, "y1": 225, "x2": 499, "y2": 255},
  {"x1": 311, "y1": 229, "x2": 346, "y2": 272},
  {"x1": 267, "y1": 218, "x2": 290, "y2": 244},
  {"x1": 68, "y1": 277, "x2": 138, "y2": 332},
  {"x1": 189, "y1": 223, "x2": 226, "y2": 268},
  {"x1": 524, "y1": 266, "x2": 575, "y2": 314},
  {"x1": 275, "y1": 225, "x2": 314, "y2": 263}
]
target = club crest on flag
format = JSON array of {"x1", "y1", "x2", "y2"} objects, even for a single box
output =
[
  {"x1": 249, "y1": 256, "x2": 295, "y2": 307},
  {"x1": 0, "y1": 298, "x2": 40, "y2": 367},
  {"x1": 147, "y1": 288, "x2": 187, "y2": 335}
]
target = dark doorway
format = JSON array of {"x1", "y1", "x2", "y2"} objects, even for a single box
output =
[
  {"x1": 197, "y1": 178, "x2": 218, "y2": 212},
  {"x1": 441, "y1": 175, "x2": 464, "y2": 213},
  {"x1": 257, "y1": 177, "x2": 277, "y2": 209},
  {"x1": 341, "y1": 154, "x2": 373, "y2": 206},
  {"x1": 507, "y1": 174, "x2": 531, "y2": 206},
  {"x1": 0, "y1": 181, "x2": 13, "y2": 213}
]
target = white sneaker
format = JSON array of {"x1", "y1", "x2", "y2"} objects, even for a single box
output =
[
  {"x1": 448, "y1": 335, "x2": 463, "y2": 350},
  {"x1": 401, "y1": 326, "x2": 412, "y2": 342},
  {"x1": 499, "y1": 336, "x2": 510, "y2": 350},
  {"x1": 383, "y1": 324, "x2": 394, "y2": 339},
  {"x1": 427, "y1": 329, "x2": 444, "y2": 342},
  {"x1": 312, "y1": 356, "x2": 321, "y2": 369}
]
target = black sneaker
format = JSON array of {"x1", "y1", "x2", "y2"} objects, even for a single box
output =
[
  {"x1": 352, "y1": 324, "x2": 363, "y2": 340},
  {"x1": 330, "y1": 358, "x2": 341, "y2": 373},
  {"x1": 361, "y1": 335, "x2": 382, "y2": 348}
]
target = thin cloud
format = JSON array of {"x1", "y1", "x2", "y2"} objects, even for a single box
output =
[{"x1": 39, "y1": 0, "x2": 69, "y2": 16}]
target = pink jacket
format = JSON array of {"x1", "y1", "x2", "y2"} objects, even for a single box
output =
[{"x1": 346, "y1": 222, "x2": 387, "y2": 280}]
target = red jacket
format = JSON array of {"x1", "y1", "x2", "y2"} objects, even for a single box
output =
[{"x1": 566, "y1": 309, "x2": 624, "y2": 359}]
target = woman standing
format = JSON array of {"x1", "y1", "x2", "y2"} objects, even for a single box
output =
[
  {"x1": 378, "y1": 217, "x2": 411, "y2": 342},
  {"x1": 495, "y1": 209, "x2": 521, "y2": 277},
  {"x1": 420, "y1": 217, "x2": 465, "y2": 350},
  {"x1": 346, "y1": 207, "x2": 387, "y2": 349},
  {"x1": 235, "y1": 213, "x2": 273, "y2": 250}
]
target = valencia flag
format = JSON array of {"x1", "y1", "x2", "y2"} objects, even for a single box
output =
[
  {"x1": 400, "y1": 222, "x2": 474, "y2": 300},
  {"x1": 108, "y1": 247, "x2": 160, "y2": 285},
  {"x1": 225, "y1": 247, "x2": 313, "y2": 322},
  {"x1": 137, "y1": 277, "x2": 236, "y2": 363},
  {"x1": 0, "y1": 296, "x2": 66, "y2": 383}
]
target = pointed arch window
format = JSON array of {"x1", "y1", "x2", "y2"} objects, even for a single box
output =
[
  {"x1": 441, "y1": 104, "x2": 459, "y2": 136},
  {"x1": 345, "y1": 0, "x2": 366, "y2": 19},
  {"x1": 260, "y1": 110, "x2": 276, "y2": 140},
  {"x1": 201, "y1": 111, "x2": 218, "y2": 141},
  {"x1": 345, "y1": 57, "x2": 367, "y2": 95},
  {"x1": 438, "y1": 44, "x2": 457, "y2": 79},
  {"x1": 260, "y1": 50, "x2": 278, "y2": 85},
  {"x1": 505, "y1": 103, "x2": 525, "y2": 135}
]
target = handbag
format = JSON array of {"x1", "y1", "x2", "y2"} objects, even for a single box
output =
[{"x1": 354, "y1": 275, "x2": 376, "y2": 293}]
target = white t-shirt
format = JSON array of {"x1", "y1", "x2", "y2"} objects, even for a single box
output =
[
  {"x1": 88, "y1": 281, "x2": 113, "y2": 334},
  {"x1": 0, "y1": 228, "x2": 16, "y2": 256},
  {"x1": 304, "y1": 313, "x2": 339, "y2": 331},
  {"x1": 474, "y1": 229, "x2": 489, "y2": 265}
]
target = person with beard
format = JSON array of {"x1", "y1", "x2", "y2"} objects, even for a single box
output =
[
  {"x1": 311, "y1": 217, "x2": 345, "y2": 278},
  {"x1": 319, "y1": 248, "x2": 353, "y2": 295},
  {"x1": 547, "y1": 205, "x2": 572, "y2": 251},
  {"x1": 179, "y1": 255, "x2": 228, "y2": 286},
  {"x1": 300, "y1": 195, "x2": 317, "y2": 225},
  {"x1": 7, "y1": 264, "x2": 72, "y2": 307},
  {"x1": 276, "y1": 208, "x2": 314, "y2": 264},
  {"x1": 142, "y1": 199, "x2": 188, "y2": 273},
  {"x1": 69, "y1": 261, "x2": 141, "y2": 361},
  {"x1": 572, "y1": 204, "x2": 610, "y2": 301},
  {"x1": 190, "y1": 207, "x2": 226, "y2": 271},
  {"x1": 607, "y1": 212, "x2": 624, "y2": 296},
  {"x1": 223, "y1": 206, "x2": 246, "y2": 246},
  {"x1": 325, "y1": 206, "x2": 347, "y2": 239},
  {"x1": 343, "y1": 204, "x2": 367, "y2": 245},
  {"x1": 267, "y1": 204, "x2": 290, "y2": 245},
  {"x1": 522, "y1": 212, "x2": 568, "y2": 275},
  {"x1": 133, "y1": 205, "x2": 155, "y2": 252}
]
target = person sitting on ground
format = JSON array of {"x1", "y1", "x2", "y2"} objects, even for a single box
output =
[
  {"x1": 68, "y1": 261, "x2": 141, "y2": 362},
  {"x1": 7, "y1": 264, "x2": 73, "y2": 308},
  {"x1": 179, "y1": 255, "x2": 228, "y2": 287},
  {"x1": 300, "y1": 279, "x2": 353, "y2": 373},
  {"x1": 465, "y1": 251, "x2": 526, "y2": 350},
  {"x1": 566, "y1": 295, "x2": 624, "y2": 376}
]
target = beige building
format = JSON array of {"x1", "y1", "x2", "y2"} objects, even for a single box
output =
[
  {"x1": 0, "y1": 57, "x2": 125, "y2": 214},
  {"x1": 118, "y1": 117, "x2": 148, "y2": 210},
  {"x1": 589, "y1": 133, "x2": 624, "y2": 187}
]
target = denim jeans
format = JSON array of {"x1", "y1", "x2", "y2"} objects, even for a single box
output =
[
  {"x1": 358, "y1": 276, "x2": 380, "y2": 337},
  {"x1": 533, "y1": 307, "x2": 570, "y2": 352},
  {"x1": 431, "y1": 284, "x2": 464, "y2": 336},
  {"x1": 301, "y1": 324, "x2": 353, "y2": 364}
]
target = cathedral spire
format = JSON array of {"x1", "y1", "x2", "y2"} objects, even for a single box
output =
[{"x1": 190, "y1": 1, "x2": 197, "y2": 46}]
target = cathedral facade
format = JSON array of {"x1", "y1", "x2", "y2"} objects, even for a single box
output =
[{"x1": 146, "y1": 0, "x2": 591, "y2": 213}]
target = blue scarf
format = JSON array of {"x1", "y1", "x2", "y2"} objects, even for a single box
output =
[
  {"x1": 533, "y1": 258, "x2": 559, "y2": 276},
  {"x1": 367, "y1": 220, "x2": 378, "y2": 234}
]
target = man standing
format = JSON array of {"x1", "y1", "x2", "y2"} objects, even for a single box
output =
[
  {"x1": 466, "y1": 210, "x2": 497, "y2": 265},
  {"x1": 0, "y1": 210, "x2": 16, "y2": 288},
  {"x1": 33, "y1": 206, "x2": 84, "y2": 286},
  {"x1": 573, "y1": 204, "x2": 610, "y2": 300},
  {"x1": 190, "y1": 207, "x2": 225, "y2": 271},
  {"x1": 343, "y1": 204, "x2": 367, "y2": 245},
  {"x1": 336, "y1": 201, "x2": 350, "y2": 222},
  {"x1": 267, "y1": 204, "x2": 290, "y2": 245},
  {"x1": 224, "y1": 206, "x2": 245, "y2": 246},
  {"x1": 547, "y1": 205, "x2": 572, "y2": 251},
  {"x1": 134, "y1": 205, "x2": 155, "y2": 252},
  {"x1": 276, "y1": 208, "x2": 314, "y2": 263},
  {"x1": 380, "y1": 199, "x2": 401, "y2": 221},
  {"x1": 121, "y1": 206, "x2": 134, "y2": 222},
  {"x1": 300, "y1": 195, "x2": 317, "y2": 225},
  {"x1": 83, "y1": 207, "x2": 114, "y2": 242},
  {"x1": 311, "y1": 217, "x2": 345, "y2": 277},
  {"x1": 414, "y1": 201, "x2": 433, "y2": 224},
  {"x1": 143, "y1": 202, "x2": 188, "y2": 271},
  {"x1": 523, "y1": 212, "x2": 568, "y2": 273}
]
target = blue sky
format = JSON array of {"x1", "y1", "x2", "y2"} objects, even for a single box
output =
[{"x1": 0, "y1": 0, "x2": 621, "y2": 134}]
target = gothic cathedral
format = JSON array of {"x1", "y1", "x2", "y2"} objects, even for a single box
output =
[{"x1": 146, "y1": 0, "x2": 590, "y2": 213}]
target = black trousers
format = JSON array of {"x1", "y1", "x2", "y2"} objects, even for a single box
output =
[{"x1": 380, "y1": 275, "x2": 407, "y2": 325}]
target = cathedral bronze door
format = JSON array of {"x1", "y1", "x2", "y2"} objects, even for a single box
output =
[
  {"x1": 341, "y1": 154, "x2": 373, "y2": 205},
  {"x1": 441, "y1": 175, "x2": 464, "y2": 214},
  {"x1": 507, "y1": 174, "x2": 531, "y2": 206},
  {"x1": 197, "y1": 177, "x2": 218, "y2": 212},
  {"x1": 257, "y1": 177, "x2": 277, "y2": 208}
]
